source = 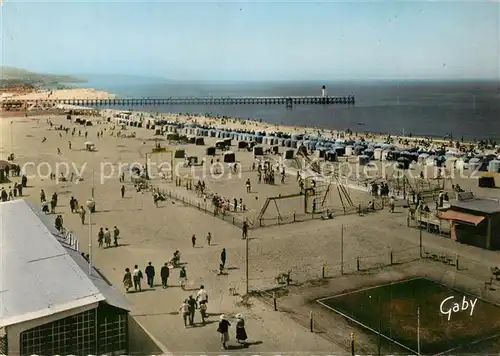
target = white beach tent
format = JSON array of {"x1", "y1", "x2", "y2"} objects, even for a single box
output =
[
  {"x1": 373, "y1": 148, "x2": 383, "y2": 160},
  {"x1": 418, "y1": 153, "x2": 429, "y2": 164}
]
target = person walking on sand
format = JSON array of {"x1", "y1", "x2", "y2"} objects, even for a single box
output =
[
  {"x1": 179, "y1": 299, "x2": 190, "y2": 328},
  {"x1": 160, "y1": 262, "x2": 169, "y2": 288},
  {"x1": 187, "y1": 295, "x2": 197, "y2": 326},
  {"x1": 196, "y1": 285, "x2": 208, "y2": 305},
  {"x1": 132, "y1": 265, "x2": 143, "y2": 292},
  {"x1": 242, "y1": 221, "x2": 248, "y2": 239},
  {"x1": 220, "y1": 248, "x2": 226, "y2": 268},
  {"x1": 191, "y1": 234, "x2": 196, "y2": 248},
  {"x1": 246, "y1": 179, "x2": 251, "y2": 193},
  {"x1": 123, "y1": 268, "x2": 133, "y2": 292},
  {"x1": 79, "y1": 206, "x2": 86, "y2": 225},
  {"x1": 389, "y1": 196, "x2": 395, "y2": 213},
  {"x1": 179, "y1": 266, "x2": 187, "y2": 290},
  {"x1": 113, "y1": 226, "x2": 120, "y2": 246},
  {"x1": 145, "y1": 262, "x2": 155, "y2": 288},
  {"x1": 121, "y1": 185, "x2": 125, "y2": 198},
  {"x1": 217, "y1": 314, "x2": 231, "y2": 349},
  {"x1": 206, "y1": 232, "x2": 212, "y2": 246},
  {"x1": 104, "y1": 228, "x2": 111, "y2": 248},
  {"x1": 98, "y1": 228, "x2": 104, "y2": 248},
  {"x1": 235, "y1": 313, "x2": 248, "y2": 344},
  {"x1": 199, "y1": 300, "x2": 207, "y2": 324}
]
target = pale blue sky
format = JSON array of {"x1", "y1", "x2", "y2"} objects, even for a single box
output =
[{"x1": 1, "y1": 1, "x2": 499, "y2": 80}]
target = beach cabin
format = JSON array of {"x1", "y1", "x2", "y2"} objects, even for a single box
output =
[
  {"x1": 314, "y1": 148, "x2": 327, "y2": 159},
  {"x1": 345, "y1": 145, "x2": 354, "y2": 156},
  {"x1": 174, "y1": 149, "x2": 186, "y2": 159},
  {"x1": 216, "y1": 140, "x2": 226, "y2": 150},
  {"x1": 186, "y1": 136, "x2": 195, "y2": 144},
  {"x1": 488, "y1": 160, "x2": 500, "y2": 173},
  {"x1": 374, "y1": 148, "x2": 383, "y2": 160},
  {"x1": 271, "y1": 145, "x2": 279, "y2": 155},
  {"x1": 224, "y1": 139, "x2": 232, "y2": 147},
  {"x1": 397, "y1": 157, "x2": 410, "y2": 170},
  {"x1": 253, "y1": 146, "x2": 264, "y2": 156},
  {"x1": 354, "y1": 145, "x2": 365, "y2": 156},
  {"x1": 223, "y1": 151, "x2": 236, "y2": 163},
  {"x1": 283, "y1": 149, "x2": 295, "y2": 160},
  {"x1": 333, "y1": 146, "x2": 345, "y2": 157},
  {"x1": 238, "y1": 141, "x2": 248, "y2": 150},
  {"x1": 358, "y1": 155, "x2": 370, "y2": 165},
  {"x1": 206, "y1": 146, "x2": 216, "y2": 156},
  {"x1": 297, "y1": 144, "x2": 307, "y2": 156},
  {"x1": 195, "y1": 137, "x2": 205, "y2": 146},
  {"x1": 381, "y1": 150, "x2": 391, "y2": 161},
  {"x1": 363, "y1": 149, "x2": 374, "y2": 159},
  {"x1": 386, "y1": 151, "x2": 401, "y2": 161},
  {"x1": 325, "y1": 151, "x2": 337, "y2": 162},
  {"x1": 418, "y1": 153, "x2": 429, "y2": 164}
]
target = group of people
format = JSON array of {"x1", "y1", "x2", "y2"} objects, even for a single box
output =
[
  {"x1": 97, "y1": 226, "x2": 120, "y2": 248},
  {"x1": 122, "y1": 261, "x2": 188, "y2": 292}
]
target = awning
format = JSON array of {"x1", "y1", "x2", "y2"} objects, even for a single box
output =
[{"x1": 440, "y1": 210, "x2": 486, "y2": 225}]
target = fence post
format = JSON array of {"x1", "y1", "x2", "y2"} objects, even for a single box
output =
[
  {"x1": 322, "y1": 264, "x2": 326, "y2": 278},
  {"x1": 260, "y1": 218, "x2": 262, "y2": 227},
  {"x1": 286, "y1": 271, "x2": 291, "y2": 285},
  {"x1": 456, "y1": 254, "x2": 459, "y2": 270},
  {"x1": 273, "y1": 292, "x2": 277, "y2": 311},
  {"x1": 232, "y1": 216, "x2": 235, "y2": 224},
  {"x1": 293, "y1": 212, "x2": 296, "y2": 222},
  {"x1": 390, "y1": 247, "x2": 393, "y2": 265},
  {"x1": 197, "y1": 202, "x2": 200, "y2": 210},
  {"x1": 309, "y1": 311, "x2": 313, "y2": 332},
  {"x1": 357, "y1": 257, "x2": 360, "y2": 271},
  {"x1": 277, "y1": 213, "x2": 280, "y2": 225},
  {"x1": 351, "y1": 332, "x2": 355, "y2": 356}
]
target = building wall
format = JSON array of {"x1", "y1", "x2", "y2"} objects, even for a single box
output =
[
  {"x1": 6, "y1": 303, "x2": 98, "y2": 355},
  {"x1": 490, "y1": 214, "x2": 500, "y2": 250},
  {"x1": 6, "y1": 302, "x2": 130, "y2": 355},
  {"x1": 127, "y1": 315, "x2": 163, "y2": 355}
]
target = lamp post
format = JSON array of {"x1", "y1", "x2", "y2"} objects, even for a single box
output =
[
  {"x1": 85, "y1": 168, "x2": 95, "y2": 276},
  {"x1": 86, "y1": 199, "x2": 93, "y2": 276},
  {"x1": 245, "y1": 220, "x2": 249, "y2": 295}
]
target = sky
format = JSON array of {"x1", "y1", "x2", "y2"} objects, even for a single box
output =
[{"x1": 0, "y1": 0, "x2": 499, "y2": 81}]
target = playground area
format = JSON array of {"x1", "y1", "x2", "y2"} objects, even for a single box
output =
[{"x1": 152, "y1": 142, "x2": 375, "y2": 227}]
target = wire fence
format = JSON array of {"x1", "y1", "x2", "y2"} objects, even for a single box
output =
[
  {"x1": 247, "y1": 229, "x2": 500, "y2": 353},
  {"x1": 156, "y1": 186, "x2": 250, "y2": 229}
]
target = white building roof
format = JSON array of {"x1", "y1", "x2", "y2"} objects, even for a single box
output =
[{"x1": 0, "y1": 200, "x2": 130, "y2": 328}]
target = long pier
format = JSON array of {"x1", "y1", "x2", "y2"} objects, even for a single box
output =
[{"x1": 1, "y1": 95, "x2": 355, "y2": 108}]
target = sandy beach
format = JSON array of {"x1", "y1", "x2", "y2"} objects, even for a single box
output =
[{"x1": 3, "y1": 87, "x2": 116, "y2": 101}]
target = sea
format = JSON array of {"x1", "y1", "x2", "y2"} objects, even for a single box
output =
[{"x1": 70, "y1": 78, "x2": 500, "y2": 141}]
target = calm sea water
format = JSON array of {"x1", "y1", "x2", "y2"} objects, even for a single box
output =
[{"x1": 73, "y1": 79, "x2": 500, "y2": 141}]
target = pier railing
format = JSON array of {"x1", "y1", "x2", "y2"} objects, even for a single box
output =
[{"x1": 1, "y1": 95, "x2": 355, "y2": 108}]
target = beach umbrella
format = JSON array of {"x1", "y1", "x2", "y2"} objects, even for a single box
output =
[{"x1": 84, "y1": 141, "x2": 94, "y2": 146}]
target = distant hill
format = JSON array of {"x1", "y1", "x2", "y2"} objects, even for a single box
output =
[{"x1": 0, "y1": 66, "x2": 87, "y2": 87}]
